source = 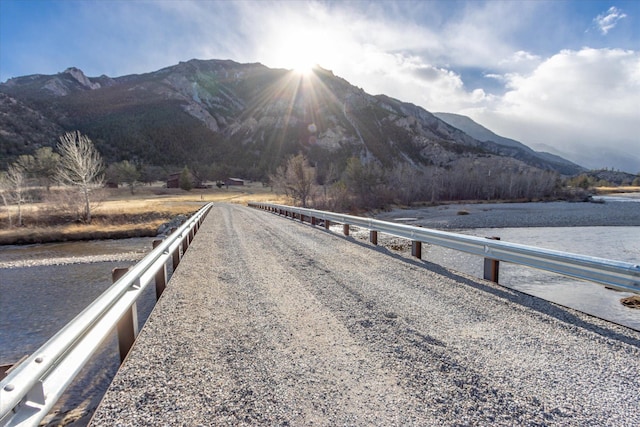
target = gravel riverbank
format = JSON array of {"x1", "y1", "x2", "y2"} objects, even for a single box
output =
[
  {"x1": 91, "y1": 204, "x2": 640, "y2": 426},
  {"x1": 374, "y1": 199, "x2": 640, "y2": 229}
]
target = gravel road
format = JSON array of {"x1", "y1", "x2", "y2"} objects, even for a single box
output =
[{"x1": 91, "y1": 203, "x2": 640, "y2": 426}]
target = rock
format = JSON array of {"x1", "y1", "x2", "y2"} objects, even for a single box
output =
[
  {"x1": 156, "y1": 215, "x2": 188, "y2": 236},
  {"x1": 620, "y1": 296, "x2": 640, "y2": 308}
]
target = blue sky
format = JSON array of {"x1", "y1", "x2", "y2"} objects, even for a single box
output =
[{"x1": 1, "y1": 0, "x2": 638, "y2": 172}]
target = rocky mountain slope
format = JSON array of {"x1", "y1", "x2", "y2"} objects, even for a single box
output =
[
  {"x1": 434, "y1": 113, "x2": 584, "y2": 175},
  {"x1": 0, "y1": 59, "x2": 583, "y2": 179}
]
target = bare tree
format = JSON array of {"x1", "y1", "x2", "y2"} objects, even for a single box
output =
[
  {"x1": 271, "y1": 154, "x2": 316, "y2": 207},
  {"x1": 0, "y1": 171, "x2": 13, "y2": 227},
  {"x1": 57, "y1": 131, "x2": 104, "y2": 223},
  {"x1": 5, "y1": 164, "x2": 27, "y2": 227},
  {"x1": 344, "y1": 157, "x2": 387, "y2": 209}
]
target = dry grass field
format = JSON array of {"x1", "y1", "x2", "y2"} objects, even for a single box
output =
[
  {"x1": 593, "y1": 186, "x2": 640, "y2": 194},
  {"x1": 0, "y1": 182, "x2": 286, "y2": 244}
]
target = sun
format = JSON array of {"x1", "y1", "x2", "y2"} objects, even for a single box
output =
[
  {"x1": 288, "y1": 52, "x2": 318, "y2": 76},
  {"x1": 292, "y1": 62, "x2": 316, "y2": 76},
  {"x1": 293, "y1": 65, "x2": 316, "y2": 77},
  {"x1": 270, "y1": 28, "x2": 325, "y2": 76}
]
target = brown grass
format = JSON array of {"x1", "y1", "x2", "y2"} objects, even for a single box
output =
[
  {"x1": 593, "y1": 186, "x2": 640, "y2": 194},
  {"x1": 0, "y1": 182, "x2": 286, "y2": 245}
]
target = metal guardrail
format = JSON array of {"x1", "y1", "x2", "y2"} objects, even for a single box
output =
[
  {"x1": 0, "y1": 203, "x2": 212, "y2": 427},
  {"x1": 248, "y1": 202, "x2": 640, "y2": 294}
]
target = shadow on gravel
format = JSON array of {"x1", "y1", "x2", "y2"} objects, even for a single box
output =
[{"x1": 323, "y1": 229, "x2": 640, "y2": 349}]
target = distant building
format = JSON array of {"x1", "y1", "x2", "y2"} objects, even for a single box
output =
[
  {"x1": 167, "y1": 172, "x2": 204, "y2": 188},
  {"x1": 166, "y1": 173, "x2": 181, "y2": 188},
  {"x1": 225, "y1": 178, "x2": 244, "y2": 186}
]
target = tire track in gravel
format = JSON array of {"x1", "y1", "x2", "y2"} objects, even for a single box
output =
[
  {"x1": 220, "y1": 204, "x2": 427, "y2": 425},
  {"x1": 240, "y1": 206, "x2": 548, "y2": 425}
]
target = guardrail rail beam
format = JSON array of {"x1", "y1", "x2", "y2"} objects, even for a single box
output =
[{"x1": 248, "y1": 202, "x2": 640, "y2": 294}]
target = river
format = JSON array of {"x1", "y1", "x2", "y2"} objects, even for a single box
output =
[{"x1": 0, "y1": 237, "x2": 157, "y2": 425}]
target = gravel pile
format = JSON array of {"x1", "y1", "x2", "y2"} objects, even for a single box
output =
[
  {"x1": 375, "y1": 200, "x2": 640, "y2": 229},
  {"x1": 0, "y1": 252, "x2": 144, "y2": 269},
  {"x1": 91, "y1": 204, "x2": 640, "y2": 426}
]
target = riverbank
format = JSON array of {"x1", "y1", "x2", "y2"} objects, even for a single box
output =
[
  {"x1": 0, "y1": 183, "x2": 283, "y2": 245},
  {"x1": 3, "y1": 186, "x2": 638, "y2": 245},
  {"x1": 375, "y1": 195, "x2": 640, "y2": 229}
]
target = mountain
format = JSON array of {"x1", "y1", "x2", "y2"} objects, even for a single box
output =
[
  {"x1": 0, "y1": 59, "x2": 581, "y2": 180},
  {"x1": 433, "y1": 113, "x2": 584, "y2": 175}
]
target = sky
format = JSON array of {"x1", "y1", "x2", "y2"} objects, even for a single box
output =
[{"x1": 1, "y1": 0, "x2": 638, "y2": 173}]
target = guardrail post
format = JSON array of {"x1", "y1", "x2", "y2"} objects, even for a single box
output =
[
  {"x1": 182, "y1": 233, "x2": 189, "y2": 253},
  {"x1": 170, "y1": 228, "x2": 180, "y2": 270},
  {"x1": 412, "y1": 241, "x2": 422, "y2": 259},
  {"x1": 311, "y1": 216, "x2": 316, "y2": 226},
  {"x1": 0, "y1": 364, "x2": 10, "y2": 381},
  {"x1": 152, "y1": 239, "x2": 167, "y2": 300},
  {"x1": 113, "y1": 267, "x2": 137, "y2": 363},
  {"x1": 484, "y1": 236, "x2": 500, "y2": 283},
  {"x1": 325, "y1": 219, "x2": 330, "y2": 230},
  {"x1": 343, "y1": 224, "x2": 349, "y2": 236},
  {"x1": 0, "y1": 355, "x2": 27, "y2": 381},
  {"x1": 370, "y1": 230, "x2": 378, "y2": 245}
]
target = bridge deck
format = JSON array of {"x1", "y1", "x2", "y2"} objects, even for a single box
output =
[{"x1": 91, "y1": 203, "x2": 640, "y2": 426}]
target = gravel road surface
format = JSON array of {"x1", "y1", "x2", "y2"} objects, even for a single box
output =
[{"x1": 91, "y1": 203, "x2": 640, "y2": 426}]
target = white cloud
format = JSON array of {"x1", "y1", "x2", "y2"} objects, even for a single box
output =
[
  {"x1": 594, "y1": 6, "x2": 627, "y2": 35},
  {"x1": 438, "y1": 1, "x2": 541, "y2": 69},
  {"x1": 212, "y1": 1, "x2": 502, "y2": 114},
  {"x1": 498, "y1": 50, "x2": 542, "y2": 73},
  {"x1": 468, "y1": 48, "x2": 640, "y2": 171}
]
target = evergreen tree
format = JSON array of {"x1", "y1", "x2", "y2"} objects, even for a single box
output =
[{"x1": 179, "y1": 166, "x2": 193, "y2": 191}]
